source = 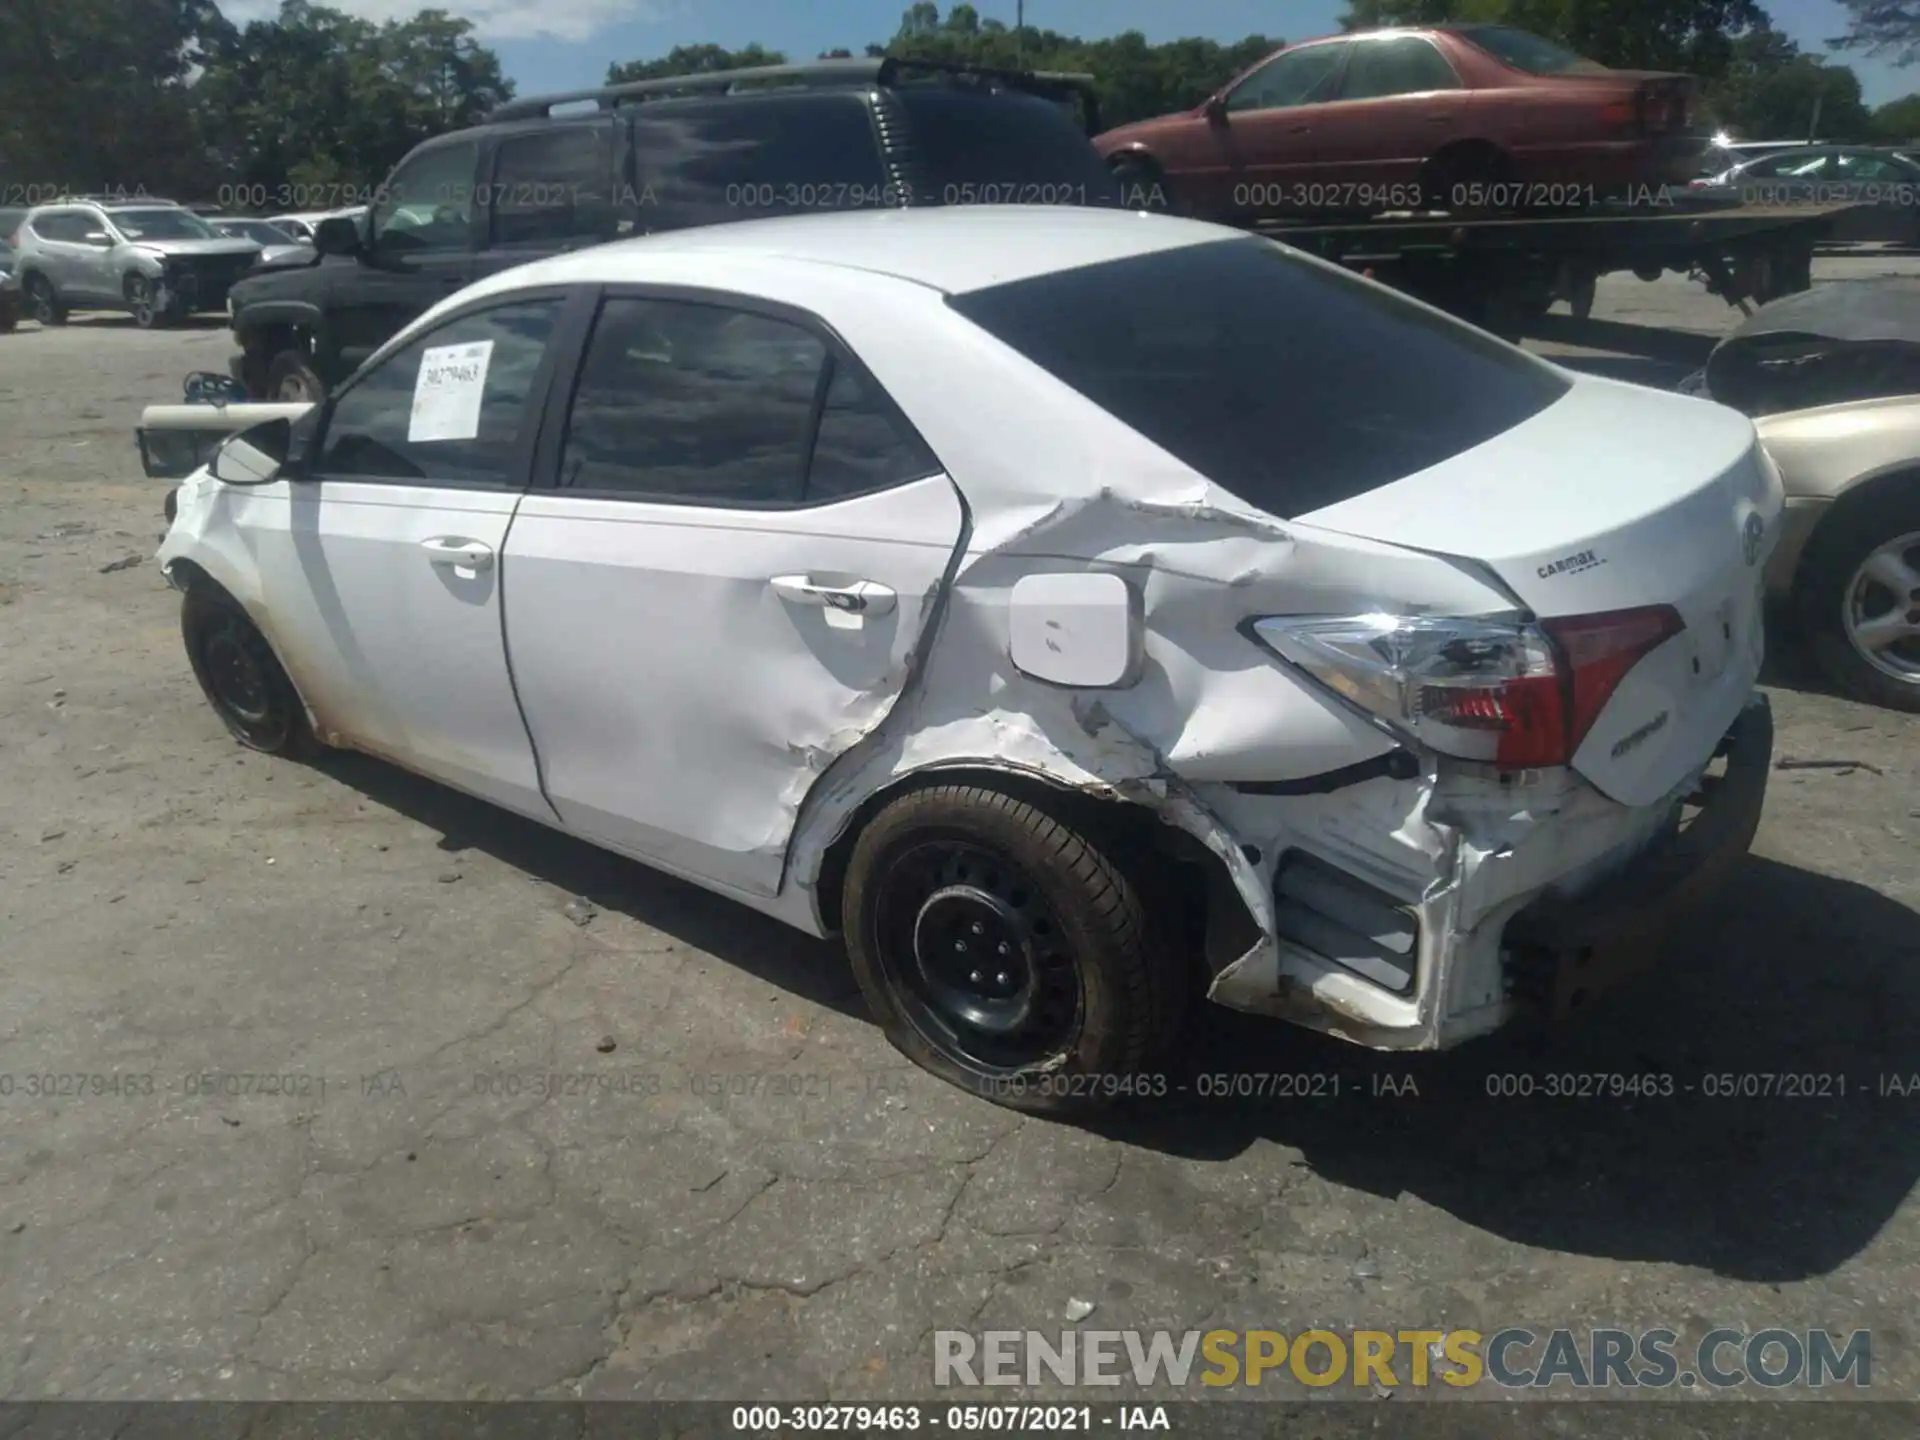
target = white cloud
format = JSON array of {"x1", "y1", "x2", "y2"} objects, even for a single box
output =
[{"x1": 218, "y1": 0, "x2": 652, "y2": 43}]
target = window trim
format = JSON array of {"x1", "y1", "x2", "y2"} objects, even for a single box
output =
[
  {"x1": 534, "y1": 282, "x2": 945, "y2": 511},
  {"x1": 1334, "y1": 35, "x2": 1464, "y2": 100},
  {"x1": 1225, "y1": 41, "x2": 1350, "y2": 114},
  {"x1": 304, "y1": 284, "x2": 593, "y2": 493}
]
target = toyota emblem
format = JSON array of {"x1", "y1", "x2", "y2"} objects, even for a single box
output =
[{"x1": 1741, "y1": 512, "x2": 1764, "y2": 567}]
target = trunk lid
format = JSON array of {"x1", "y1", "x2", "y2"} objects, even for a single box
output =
[{"x1": 1295, "y1": 377, "x2": 1780, "y2": 808}]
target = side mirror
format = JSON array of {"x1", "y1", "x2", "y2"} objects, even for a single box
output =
[
  {"x1": 210, "y1": 418, "x2": 292, "y2": 485},
  {"x1": 83, "y1": 230, "x2": 113, "y2": 246},
  {"x1": 312, "y1": 215, "x2": 362, "y2": 256},
  {"x1": 1204, "y1": 95, "x2": 1229, "y2": 126}
]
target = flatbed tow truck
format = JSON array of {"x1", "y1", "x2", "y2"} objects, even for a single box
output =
[{"x1": 1252, "y1": 197, "x2": 1863, "y2": 336}]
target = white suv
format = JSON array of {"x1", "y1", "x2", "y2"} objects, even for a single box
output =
[
  {"x1": 14, "y1": 199, "x2": 261, "y2": 328},
  {"x1": 152, "y1": 207, "x2": 1779, "y2": 1111}
]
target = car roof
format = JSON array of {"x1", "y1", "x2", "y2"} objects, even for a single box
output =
[{"x1": 480, "y1": 206, "x2": 1232, "y2": 299}]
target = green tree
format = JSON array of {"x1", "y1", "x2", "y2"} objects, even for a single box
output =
[
  {"x1": 1340, "y1": 0, "x2": 1766, "y2": 81},
  {"x1": 0, "y1": 0, "x2": 226, "y2": 199},
  {"x1": 1831, "y1": 1, "x2": 1920, "y2": 66},
  {"x1": 1874, "y1": 91, "x2": 1920, "y2": 140},
  {"x1": 607, "y1": 43, "x2": 787, "y2": 84},
  {"x1": 192, "y1": 1, "x2": 511, "y2": 200},
  {"x1": 1705, "y1": 24, "x2": 1875, "y2": 139}
]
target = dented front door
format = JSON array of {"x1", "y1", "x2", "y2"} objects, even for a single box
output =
[{"x1": 501, "y1": 293, "x2": 965, "y2": 899}]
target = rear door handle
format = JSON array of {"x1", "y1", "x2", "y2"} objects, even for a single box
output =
[
  {"x1": 769, "y1": 574, "x2": 896, "y2": 616},
  {"x1": 420, "y1": 537, "x2": 494, "y2": 571},
  {"x1": 1288, "y1": 124, "x2": 1312, "y2": 135}
]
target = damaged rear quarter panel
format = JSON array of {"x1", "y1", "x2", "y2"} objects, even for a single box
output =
[{"x1": 779, "y1": 300, "x2": 1625, "y2": 1044}]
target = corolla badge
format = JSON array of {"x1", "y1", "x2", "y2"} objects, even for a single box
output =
[{"x1": 1742, "y1": 512, "x2": 1765, "y2": 567}]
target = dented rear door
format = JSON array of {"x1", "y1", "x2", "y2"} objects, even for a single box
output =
[{"x1": 501, "y1": 293, "x2": 965, "y2": 899}]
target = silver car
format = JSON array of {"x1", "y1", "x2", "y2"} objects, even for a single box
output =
[
  {"x1": 207, "y1": 216, "x2": 312, "y2": 268},
  {"x1": 12, "y1": 199, "x2": 261, "y2": 328}
]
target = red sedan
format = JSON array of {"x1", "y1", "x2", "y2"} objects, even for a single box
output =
[{"x1": 1095, "y1": 25, "x2": 1705, "y2": 219}]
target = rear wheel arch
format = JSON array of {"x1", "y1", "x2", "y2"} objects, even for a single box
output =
[
  {"x1": 1789, "y1": 465, "x2": 1920, "y2": 592},
  {"x1": 814, "y1": 762, "x2": 1255, "y2": 984},
  {"x1": 1421, "y1": 138, "x2": 1513, "y2": 204}
]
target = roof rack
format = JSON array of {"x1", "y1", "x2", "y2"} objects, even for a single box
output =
[
  {"x1": 489, "y1": 56, "x2": 1098, "y2": 123},
  {"x1": 36, "y1": 192, "x2": 177, "y2": 207}
]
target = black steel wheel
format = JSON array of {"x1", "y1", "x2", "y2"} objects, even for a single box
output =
[
  {"x1": 844, "y1": 784, "x2": 1183, "y2": 1114},
  {"x1": 181, "y1": 589, "x2": 316, "y2": 756},
  {"x1": 23, "y1": 274, "x2": 66, "y2": 326}
]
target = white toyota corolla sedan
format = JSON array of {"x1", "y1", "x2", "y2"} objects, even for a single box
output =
[{"x1": 154, "y1": 207, "x2": 1780, "y2": 1112}]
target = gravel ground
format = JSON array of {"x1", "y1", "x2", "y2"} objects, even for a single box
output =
[{"x1": 0, "y1": 266, "x2": 1915, "y2": 1419}]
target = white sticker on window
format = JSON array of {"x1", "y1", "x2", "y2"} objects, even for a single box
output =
[{"x1": 408, "y1": 340, "x2": 493, "y2": 443}]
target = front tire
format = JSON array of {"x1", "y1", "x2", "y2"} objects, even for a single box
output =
[
  {"x1": 844, "y1": 784, "x2": 1183, "y2": 1115},
  {"x1": 127, "y1": 274, "x2": 169, "y2": 329},
  {"x1": 181, "y1": 589, "x2": 318, "y2": 756},
  {"x1": 1796, "y1": 487, "x2": 1920, "y2": 713},
  {"x1": 23, "y1": 274, "x2": 66, "y2": 326}
]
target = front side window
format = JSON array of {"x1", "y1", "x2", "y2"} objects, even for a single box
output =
[
  {"x1": 947, "y1": 237, "x2": 1570, "y2": 517},
  {"x1": 371, "y1": 141, "x2": 481, "y2": 254},
  {"x1": 1338, "y1": 37, "x2": 1462, "y2": 100},
  {"x1": 315, "y1": 298, "x2": 560, "y2": 485},
  {"x1": 559, "y1": 297, "x2": 825, "y2": 503},
  {"x1": 1226, "y1": 44, "x2": 1346, "y2": 113},
  {"x1": 489, "y1": 125, "x2": 615, "y2": 245}
]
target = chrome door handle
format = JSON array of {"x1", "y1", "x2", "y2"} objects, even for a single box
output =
[
  {"x1": 420, "y1": 537, "x2": 494, "y2": 571},
  {"x1": 769, "y1": 575, "x2": 897, "y2": 616}
]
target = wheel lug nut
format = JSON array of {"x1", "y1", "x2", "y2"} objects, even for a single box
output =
[
  {"x1": 971, "y1": 922, "x2": 984, "y2": 935},
  {"x1": 969, "y1": 970, "x2": 983, "y2": 984},
  {"x1": 955, "y1": 940, "x2": 967, "y2": 953},
  {"x1": 997, "y1": 942, "x2": 1010, "y2": 955},
  {"x1": 996, "y1": 971, "x2": 1010, "y2": 987}
]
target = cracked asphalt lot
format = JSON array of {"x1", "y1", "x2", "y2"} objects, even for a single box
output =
[{"x1": 0, "y1": 282, "x2": 1916, "y2": 1411}]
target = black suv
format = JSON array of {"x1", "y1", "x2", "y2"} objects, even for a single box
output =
[{"x1": 226, "y1": 57, "x2": 1115, "y2": 400}]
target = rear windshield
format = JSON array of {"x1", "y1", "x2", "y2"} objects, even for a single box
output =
[
  {"x1": 945, "y1": 237, "x2": 1571, "y2": 517},
  {"x1": 896, "y1": 89, "x2": 1118, "y2": 205},
  {"x1": 1456, "y1": 25, "x2": 1608, "y2": 76}
]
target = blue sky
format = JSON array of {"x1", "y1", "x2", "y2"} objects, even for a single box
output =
[{"x1": 232, "y1": 0, "x2": 1920, "y2": 107}]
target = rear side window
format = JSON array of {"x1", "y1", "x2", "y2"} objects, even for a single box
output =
[
  {"x1": 894, "y1": 90, "x2": 1117, "y2": 204},
  {"x1": 808, "y1": 362, "x2": 941, "y2": 500},
  {"x1": 1338, "y1": 37, "x2": 1461, "y2": 99},
  {"x1": 560, "y1": 297, "x2": 825, "y2": 503},
  {"x1": 489, "y1": 125, "x2": 616, "y2": 245},
  {"x1": 1456, "y1": 25, "x2": 1606, "y2": 76},
  {"x1": 946, "y1": 238, "x2": 1571, "y2": 517},
  {"x1": 630, "y1": 97, "x2": 889, "y2": 229}
]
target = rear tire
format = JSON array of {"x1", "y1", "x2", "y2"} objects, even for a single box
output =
[
  {"x1": 181, "y1": 589, "x2": 318, "y2": 756},
  {"x1": 1795, "y1": 485, "x2": 1920, "y2": 713},
  {"x1": 1421, "y1": 143, "x2": 1512, "y2": 217},
  {"x1": 843, "y1": 784, "x2": 1184, "y2": 1115},
  {"x1": 23, "y1": 274, "x2": 66, "y2": 326},
  {"x1": 266, "y1": 348, "x2": 326, "y2": 403}
]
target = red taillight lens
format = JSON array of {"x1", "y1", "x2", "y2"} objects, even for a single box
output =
[
  {"x1": 1542, "y1": 605, "x2": 1685, "y2": 755},
  {"x1": 1253, "y1": 605, "x2": 1684, "y2": 773},
  {"x1": 1599, "y1": 98, "x2": 1637, "y2": 129}
]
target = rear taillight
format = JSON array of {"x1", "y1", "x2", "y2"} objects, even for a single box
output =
[
  {"x1": 1251, "y1": 607, "x2": 1683, "y2": 771},
  {"x1": 1599, "y1": 97, "x2": 1638, "y2": 130}
]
